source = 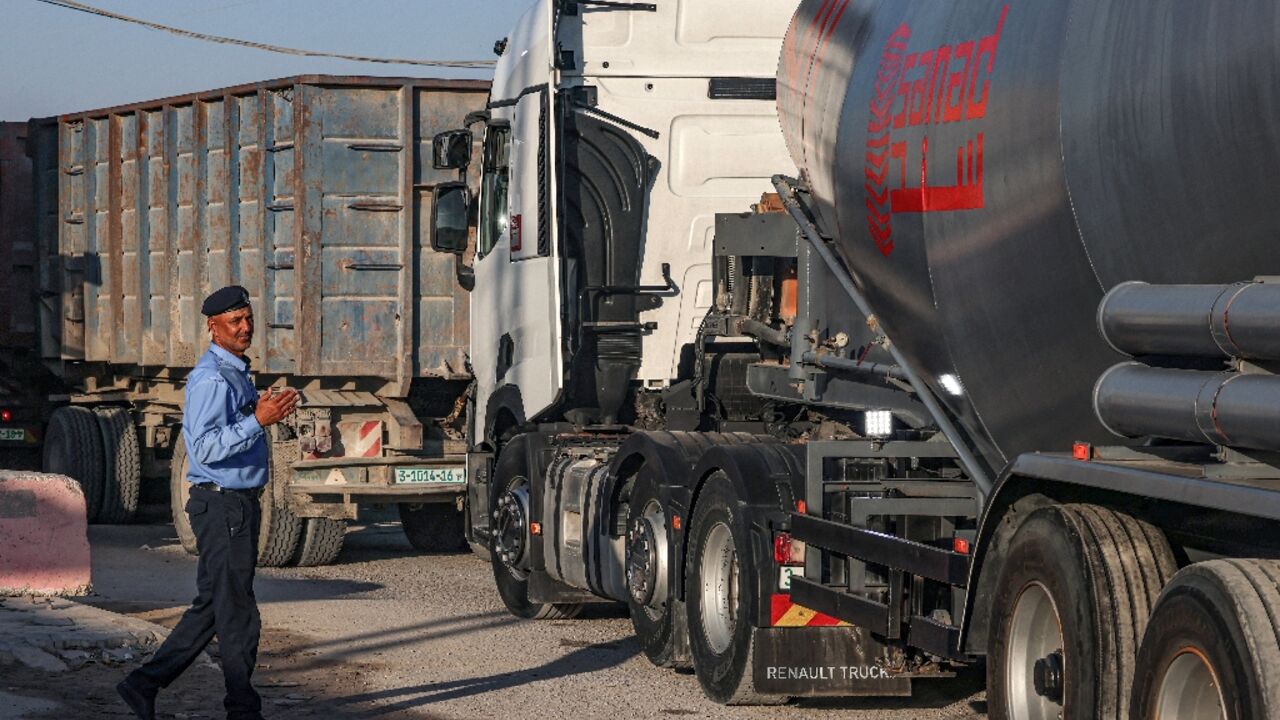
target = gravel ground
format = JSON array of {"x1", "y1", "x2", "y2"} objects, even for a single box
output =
[{"x1": 72, "y1": 516, "x2": 985, "y2": 719}]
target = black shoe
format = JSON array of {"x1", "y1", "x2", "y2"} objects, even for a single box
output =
[{"x1": 116, "y1": 678, "x2": 156, "y2": 720}]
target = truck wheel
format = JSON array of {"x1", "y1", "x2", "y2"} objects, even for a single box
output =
[
  {"x1": 686, "y1": 471, "x2": 785, "y2": 705},
  {"x1": 257, "y1": 440, "x2": 304, "y2": 567},
  {"x1": 94, "y1": 406, "x2": 140, "y2": 524},
  {"x1": 169, "y1": 438, "x2": 198, "y2": 555},
  {"x1": 43, "y1": 406, "x2": 105, "y2": 521},
  {"x1": 490, "y1": 434, "x2": 582, "y2": 620},
  {"x1": 399, "y1": 502, "x2": 467, "y2": 552},
  {"x1": 625, "y1": 468, "x2": 689, "y2": 668},
  {"x1": 987, "y1": 504, "x2": 1175, "y2": 720},
  {"x1": 294, "y1": 518, "x2": 346, "y2": 566},
  {"x1": 1131, "y1": 559, "x2": 1280, "y2": 720}
]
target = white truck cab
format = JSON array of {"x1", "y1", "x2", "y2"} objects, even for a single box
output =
[
  {"x1": 457, "y1": 0, "x2": 797, "y2": 445},
  {"x1": 425, "y1": 0, "x2": 917, "y2": 706}
]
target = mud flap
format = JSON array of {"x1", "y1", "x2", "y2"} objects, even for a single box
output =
[
  {"x1": 751, "y1": 626, "x2": 913, "y2": 697},
  {"x1": 466, "y1": 450, "x2": 494, "y2": 543}
]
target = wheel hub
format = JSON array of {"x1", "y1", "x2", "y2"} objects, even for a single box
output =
[
  {"x1": 626, "y1": 515, "x2": 662, "y2": 608},
  {"x1": 492, "y1": 485, "x2": 530, "y2": 571},
  {"x1": 1033, "y1": 650, "x2": 1065, "y2": 703}
]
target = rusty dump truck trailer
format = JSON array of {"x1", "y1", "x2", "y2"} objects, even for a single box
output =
[
  {"x1": 0, "y1": 122, "x2": 55, "y2": 467},
  {"x1": 19, "y1": 75, "x2": 487, "y2": 566}
]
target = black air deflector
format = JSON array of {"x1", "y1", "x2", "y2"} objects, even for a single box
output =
[
  {"x1": 558, "y1": 103, "x2": 655, "y2": 424},
  {"x1": 708, "y1": 77, "x2": 777, "y2": 101}
]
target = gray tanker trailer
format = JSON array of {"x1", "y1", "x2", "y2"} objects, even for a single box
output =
[
  {"x1": 427, "y1": 0, "x2": 1280, "y2": 712},
  {"x1": 744, "y1": 0, "x2": 1280, "y2": 718}
]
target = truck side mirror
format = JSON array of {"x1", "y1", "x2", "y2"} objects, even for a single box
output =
[
  {"x1": 431, "y1": 183, "x2": 471, "y2": 254},
  {"x1": 432, "y1": 130, "x2": 473, "y2": 169}
]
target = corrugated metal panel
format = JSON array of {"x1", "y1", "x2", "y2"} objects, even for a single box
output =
[
  {"x1": 0, "y1": 123, "x2": 38, "y2": 349},
  {"x1": 29, "y1": 76, "x2": 486, "y2": 396}
]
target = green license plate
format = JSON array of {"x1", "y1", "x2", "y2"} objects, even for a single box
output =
[
  {"x1": 394, "y1": 467, "x2": 466, "y2": 484},
  {"x1": 0, "y1": 428, "x2": 25, "y2": 442}
]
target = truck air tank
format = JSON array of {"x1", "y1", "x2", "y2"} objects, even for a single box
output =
[{"x1": 779, "y1": 0, "x2": 1280, "y2": 473}]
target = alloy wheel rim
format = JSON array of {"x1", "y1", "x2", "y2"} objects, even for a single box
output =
[
  {"x1": 626, "y1": 500, "x2": 669, "y2": 617},
  {"x1": 492, "y1": 479, "x2": 531, "y2": 577},
  {"x1": 1156, "y1": 648, "x2": 1226, "y2": 720},
  {"x1": 700, "y1": 522, "x2": 739, "y2": 655},
  {"x1": 1006, "y1": 581, "x2": 1066, "y2": 720}
]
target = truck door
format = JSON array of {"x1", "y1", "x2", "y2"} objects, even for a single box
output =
[{"x1": 471, "y1": 0, "x2": 564, "y2": 444}]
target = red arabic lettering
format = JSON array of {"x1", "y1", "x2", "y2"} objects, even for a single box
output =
[{"x1": 865, "y1": 6, "x2": 1007, "y2": 256}]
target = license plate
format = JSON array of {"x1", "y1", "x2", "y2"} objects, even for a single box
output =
[
  {"x1": 779, "y1": 566, "x2": 799, "y2": 590},
  {"x1": 394, "y1": 467, "x2": 466, "y2": 484},
  {"x1": 0, "y1": 428, "x2": 25, "y2": 442}
]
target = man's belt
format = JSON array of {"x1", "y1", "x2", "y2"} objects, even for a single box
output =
[{"x1": 191, "y1": 482, "x2": 263, "y2": 498}]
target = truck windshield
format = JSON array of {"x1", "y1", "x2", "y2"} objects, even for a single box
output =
[{"x1": 478, "y1": 125, "x2": 511, "y2": 258}]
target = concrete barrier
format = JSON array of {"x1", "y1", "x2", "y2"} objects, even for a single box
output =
[{"x1": 0, "y1": 471, "x2": 91, "y2": 596}]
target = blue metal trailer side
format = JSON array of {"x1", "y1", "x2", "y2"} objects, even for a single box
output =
[{"x1": 25, "y1": 76, "x2": 488, "y2": 565}]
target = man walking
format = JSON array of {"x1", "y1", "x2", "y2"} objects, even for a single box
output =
[{"x1": 118, "y1": 285, "x2": 299, "y2": 720}]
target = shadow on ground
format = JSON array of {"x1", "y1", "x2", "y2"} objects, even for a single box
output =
[{"x1": 331, "y1": 637, "x2": 641, "y2": 716}]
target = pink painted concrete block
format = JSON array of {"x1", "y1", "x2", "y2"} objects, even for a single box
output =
[{"x1": 0, "y1": 471, "x2": 91, "y2": 596}]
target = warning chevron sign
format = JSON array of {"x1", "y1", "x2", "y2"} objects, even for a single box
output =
[{"x1": 770, "y1": 594, "x2": 849, "y2": 627}]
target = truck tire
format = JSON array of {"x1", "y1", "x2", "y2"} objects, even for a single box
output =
[
  {"x1": 490, "y1": 434, "x2": 583, "y2": 621},
  {"x1": 294, "y1": 518, "x2": 346, "y2": 566},
  {"x1": 685, "y1": 471, "x2": 786, "y2": 705},
  {"x1": 399, "y1": 502, "x2": 468, "y2": 552},
  {"x1": 1131, "y1": 559, "x2": 1280, "y2": 720},
  {"x1": 171, "y1": 435, "x2": 304, "y2": 566},
  {"x1": 986, "y1": 504, "x2": 1175, "y2": 720},
  {"x1": 94, "y1": 406, "x2": 140, "y2": 524},
  {"x1": 169, "y1": 439, "x2": 198, "y2": 555},
  {"x1": 43, "y1": 406, "x2": 105, "y2": 521},
  {"x1": 257, "y1": 440, "x2": 304, "y2": 567},
  {"x1": 625, "y1": 467, "x2": 690, "y2": 669}
]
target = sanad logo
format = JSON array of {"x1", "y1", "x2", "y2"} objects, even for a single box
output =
[{"x1": 866, "y1": 6, "x2": 1008, "y2": 256}]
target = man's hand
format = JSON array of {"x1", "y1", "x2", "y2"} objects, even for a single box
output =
[{"x1": 254, "y1": 387, "x2": 299, "y2": 427}]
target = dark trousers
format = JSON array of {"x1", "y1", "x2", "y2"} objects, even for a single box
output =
[{"x1": 130, "y1": 485, "x2": 263, "y2": 718}]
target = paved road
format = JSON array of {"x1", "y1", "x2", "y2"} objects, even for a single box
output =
[{"x1": 84, "y1": 518, "x2": 986, "y2": 719}]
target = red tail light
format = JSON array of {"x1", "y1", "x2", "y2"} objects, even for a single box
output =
[
  {"x1": 773, "y1": 532, "x2": 806, "y2": 565},
  {"x1": 1072, "y1": 442, "x2": 1092, "y2": 461},
  {"x1": 0, "y1": 409, "x2": 11, "y2": 423},
  {"x1": 953, "y1": 537, "x2": 971, "y2": 555}
]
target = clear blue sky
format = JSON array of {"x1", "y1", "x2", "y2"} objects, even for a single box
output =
[{"x1": 1, "y1": 0, "x2": 532, "y2": 120}]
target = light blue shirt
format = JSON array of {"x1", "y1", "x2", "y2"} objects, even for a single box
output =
[{"x1": 183, "y1": 344, "x2": 268, "y2": 489}]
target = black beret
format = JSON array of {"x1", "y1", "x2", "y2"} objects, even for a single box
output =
[{"x1": 201, "y1": 285, "x2": 251, "y2": 317}]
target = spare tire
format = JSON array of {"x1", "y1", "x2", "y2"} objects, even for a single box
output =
[{"x1": 43, "y1": 406, "x2": 105, "y2": 522}]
